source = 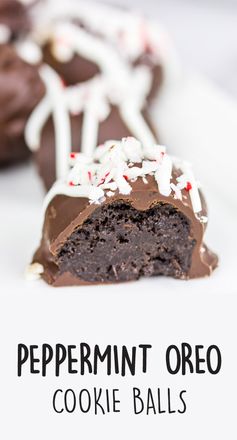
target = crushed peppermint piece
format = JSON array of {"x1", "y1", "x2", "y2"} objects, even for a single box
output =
[
  {"x1": 170, "y1": 183, "x2": 182, "y2": 200},
  {"x1": 25, "y1": 263, "x2": 44, "y2": 281},
  {"x1": 199, "y1": 215, "x2": 208, "y2": 224},
  {"x1": 185, "y1": 181, "x2": 192, "y2": 191},
  {"x1": 44, "y1": 137, "x2": 203, "y2": 217},
  {"x1": 60, "y1": 78, "x2": 66, "y2": 88},
  {"x1": 107, "y1": 191, "x2": 115, "y2": 197}
]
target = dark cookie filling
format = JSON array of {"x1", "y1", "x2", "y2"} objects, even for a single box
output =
[{"x1": 57, "y1": 201, "x2": 196, "y2": 283}]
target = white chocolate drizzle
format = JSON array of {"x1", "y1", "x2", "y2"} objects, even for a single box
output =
[
  {"x1": 25, "y1": 67, "x2": 156, "y2": 178},
  {"x1": 25, "y1": 94, "x2": 51, "y2": 151},
  {"x1": 43, "y1": 137, "x2": 204, "y2": 219},
  {"x1": 0, "y1": 24, "x2": 11, "y2": 44},
  {"x1": 31, "y1": 0, "x2": 165, "y2": 65},
  {"x1": 50, "y1": 21, "x2": 131, "y2": 81},
  {"x1": 41, "y1": 65, "x2": 71, "y2": 179},
  {"x1": 24, "y1": 1, "x2": 167, "y2": 182},
  {"x1": 26, "y1": 64, "x2": 72, "y2": 180},
  {"x1": 15, "y1": 40, "x2": 42, "y2": 65}
]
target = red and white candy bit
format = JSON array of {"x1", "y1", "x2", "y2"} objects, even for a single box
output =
[
  {"x1": 44, "y1": 138, "x2": 203, "y2": 217},
  {"x1": 178, "y1": 163, "x2": 202, "y2": 214},
  {"x1": 140, "y1": 21, "x2": 154, "y2": 54},
  {"x1": 60, "y1": 77, "x2": 66, "y2": 88},
  {"x1": 97, "y1": 172, "x2": 110, "y2": 187},
  {"x1": 70, "y1": 152, "x2": 77, "y2": 159},
  {"x1": 185, "y1": 181, "x2": 192, "y2": 191},
  {"x1": 69, "y1": 151, "x2": 80, "y2": 167},
  {"x1": 51, "y1": 31, "x2": 74, "y2": 63}
]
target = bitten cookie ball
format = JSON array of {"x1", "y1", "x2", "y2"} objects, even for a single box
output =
[{"x1": 29, "y1": 137, "x2": 218, "y2": 286}]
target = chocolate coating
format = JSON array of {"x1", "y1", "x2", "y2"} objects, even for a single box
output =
[
  {"x1": 42, "y1": 18, "x2": 163, "y2": 98},
  {"x1": 0, "y1": 0, "x2": 30, "y2": 40},
  {"x1": 33, "y1": 174, "x2": 218, "y2": 286},
  {"x1": 0, "y1": 44, "x2": 45, "y2": 166},
  {"x1": 43, "y1": 45, "x2": 163, "y2": 100},
  {"x1": 43, "y1": 45, "x2": 163, "y2": 101},
  {"x1": 36, "y1": 106, "x2": 158, "y2": 190},
  {"x1": 43, "y1": 42, "x2": 100, "y2": 86}
]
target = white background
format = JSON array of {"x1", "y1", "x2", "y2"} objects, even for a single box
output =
[{"x1": 0, "y1": 0, "x2": 237, "y2": 438}]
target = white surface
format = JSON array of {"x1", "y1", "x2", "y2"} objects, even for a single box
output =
[
  {"x1": 107, "y1": 0, "x2": 237, "y2": 97},
  {"x1": 0, "y1": 76, "x2": 237, "y2": 438},
  {"x1": 153, "y1": 73, "x2": 237, "y2": 209}
]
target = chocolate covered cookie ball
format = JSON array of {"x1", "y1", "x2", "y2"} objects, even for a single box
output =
[
  {"x1": 25, "y1": 65, "x2": 158, "y2": 189},
  {"x1": 28, "y1": 137, "x2": 218, "y2": 286},
  {"x1": 0, "y1": 0, "x2": 31, "y2": 42},
  {"x1": 0, "y1": 43, "x2": 45, "y2": 166}
]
